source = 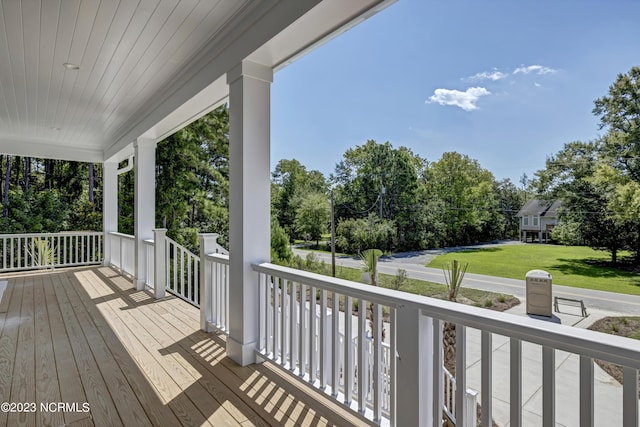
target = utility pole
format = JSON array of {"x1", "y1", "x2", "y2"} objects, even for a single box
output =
[
  {"x1": 379, "y1": 176, "x2": 385, "y2": 220},
  {"x1": 330, "y1": 189, "x2": 336, "y2": 277}
]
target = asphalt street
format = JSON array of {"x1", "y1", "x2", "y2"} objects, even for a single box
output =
[{"x1": 293, "y1": 248, "x2": 640, "y2": 315}]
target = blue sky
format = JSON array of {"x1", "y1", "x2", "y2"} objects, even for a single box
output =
[{"x1": 271, "y1": 0, "x2": 640, "y2": 184}]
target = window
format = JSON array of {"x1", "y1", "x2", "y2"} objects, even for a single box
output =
[
  {"x1": 533, "y1": 216, "x2": 539, "y2": 226},
  {"x1": 523, "y1": 216, "x2": 529, "y2": 226}
]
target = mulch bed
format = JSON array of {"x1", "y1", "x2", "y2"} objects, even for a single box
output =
[{"x1": 587, "y1": 316, "x2": 640, "y2": 399}]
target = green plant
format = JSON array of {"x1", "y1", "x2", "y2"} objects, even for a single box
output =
[
  {"x1": 390, "y1": 268, "x2": 408, "y2": 290},
  {"x1": 498, "y1": 294, "x2": 507, "y2": 303},
  {"x1": 443, "y1": 259, "x2": 468, "y2": 302},
  {"x1": 360, "y1": 248, "x2": 383, "y2": 286},
  {"x1": 483, "y1": 299, "x2": 494, "y2": 308},
  {"x1": 27, "y1": 238, "x2": 56, "y2": 269}
]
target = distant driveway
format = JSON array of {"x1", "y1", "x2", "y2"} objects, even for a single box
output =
[{"x1": 292, "y1": 244, "x2": 640, "y2": 315}]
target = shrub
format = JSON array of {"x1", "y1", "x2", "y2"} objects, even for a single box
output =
[{"x1": 390, "y1": 268, "x2": 408, "y2": 290}]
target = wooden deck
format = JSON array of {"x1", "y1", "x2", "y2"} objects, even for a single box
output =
[{"x1": 0, "y1": 266, "x2": 373, "y2": 427}]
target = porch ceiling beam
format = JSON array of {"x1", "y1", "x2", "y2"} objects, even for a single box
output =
[
  {"x1": 104, "y1": 0, "x2": 323, "y2": 162},
  {"x1": 104, "y1": 0, "x2": 393, "y2": 163},
  {"x1": 0, "y1": 139, "x2": 103, "y2": 163}
]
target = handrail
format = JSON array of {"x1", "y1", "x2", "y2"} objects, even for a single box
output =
[
  {"x1": 166, "y1": 237, "x2": 200, "y2": 262},
  {"x1": 0, "y1": 231, "x2": 103, "y2": 272},
  {"x1": 165, "y1": 236, "x2": 200, "y2": 307},
  {"x1": 252, "y1": 262, "x2": 640, "y2": 369},
  {"x1": 0, "y1": 231, "x2": 101, "y2": 237},
  {"x1": 253, "y1": 262, "x2": 404, "y2": 308},
  {"x1": 204, "y1": 252, "x2": 229, "y2": 264},
  {"x1": 251, "y1": 261, "x2": 640, "y2": 426},
  {"x1": 201, "y1": 252, "x2": 230, "y2": 333},
  {"x1": 108, "y1": 231, "x2": 135, "y2": 240},
  {"x1": 107, "y1": 231, "x2": 135, "y2": 277}
]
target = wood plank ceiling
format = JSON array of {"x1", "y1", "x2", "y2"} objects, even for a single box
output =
[
  {"x1": 0, "y1": 0, "x2": 250, "y2": 157},
  {"x1": 0, "y1": 0, "x2": 394, "y2": 163}
]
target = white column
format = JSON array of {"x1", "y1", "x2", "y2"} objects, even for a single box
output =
[
  {"x1": 103, "y1": 161, "x2": 118, "y2": 266},
  {"x1": 397, "y1": 307, "x2": 433, "y2": 426},
  {"x1": 134, "y1": 138, "x2": 156, "y2": 290},
  {"x1": 226, "y1": 60, "x2": 273, "y2": 366}
]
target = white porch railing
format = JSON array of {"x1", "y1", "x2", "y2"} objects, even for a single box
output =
[
  {"x1": 143, "y1": 238, "x2": 155, "y2": 287},
  {"x1": 201, "y1": 252, "x2": 230, "y2": 333},
  {"x1": 101, "y1": 231, "x2": 639, "y2": 426},
  {"x1": 443, "y1": 366, "x2": 478, "y2": 427},
  {"x1": 165, "y1": 236, "x2": 200, "y2": 306},
  {"x1": 250, "y1": 262, "x2": 640, "y2": 427},
  {"x1": 108, "y1": 232, "x2": 136, "y2": 276},
  {"x1": 0, "y1": 232, "x2": 103, "y2": 271}
]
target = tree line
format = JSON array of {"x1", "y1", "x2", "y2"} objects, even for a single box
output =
[
  {"x1": 2, "y1": 66, "x2": 638, "y2": 267},
  {"x1": 533, "y1": 66, "x2": 640, "y2": 265},
  {"x1": 271, "y1": 143, "x2": 526, "y2": 259},
  {"x1": 0, "y1": 156, "x2": 102, "y2": 233}
]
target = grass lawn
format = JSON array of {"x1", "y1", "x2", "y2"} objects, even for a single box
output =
[
  {"x1": 428, "y1": 244, "x2": 640, "y2": 295},
  {"x1": 330, "y1": 264, "x2": 518, "y2": 310}
]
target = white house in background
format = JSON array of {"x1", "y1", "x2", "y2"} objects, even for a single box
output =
[
  {"x1": 0, "y1": 2, "x2": 639, "y2": 427},
  {"x1": 517, "y1": 199, "x2": 563, "y2": 243}
]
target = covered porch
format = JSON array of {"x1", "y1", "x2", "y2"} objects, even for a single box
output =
[
  {"x1": 0, "y1": 0, "x2": 639, "y2": 426},
  {"x1": 0, "y1": 265, "x2": 370, "y2": 426}
]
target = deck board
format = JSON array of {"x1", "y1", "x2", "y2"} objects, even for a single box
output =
[
  {"x1": 33, "y1": 273, "x2": 64, "y2": 427},
  {"x1": 9, "y1": 275, "x2": 36, "y2": 426},
  {"x1": 0, "y1": 266, "x2": 374, "y2": 427}
]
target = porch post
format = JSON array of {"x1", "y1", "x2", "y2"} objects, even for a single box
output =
[
  {"x1": 153, "y1": 228, "x2": 167, "y2": 299},
  {"x1": 103, "y1": 161, "x2": 118, "y2": 266},
  {"x1": 134, "y1": 137, "x2": 156, "y2": 290},
  {"x1": 226, "y1": 60, "x2": 273, "y2": 366},
  {"x1": 199, "y1": 233, "x2": 220, "y2": 331},
  {"x1": 396, "y1": 307, "x2": 433, "y2": 426}
]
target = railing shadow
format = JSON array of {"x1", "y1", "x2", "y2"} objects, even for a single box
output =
[
  {"x1": 86, "y1": 265, "x2": 367, "y2": 426},
  {"x1": 158, "y1": 330, "x2": 374, "y2": 427}
]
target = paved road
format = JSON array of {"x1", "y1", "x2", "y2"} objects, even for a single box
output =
[{"x1": 293, "y1": 248, "x2": 640, "y2": 315}]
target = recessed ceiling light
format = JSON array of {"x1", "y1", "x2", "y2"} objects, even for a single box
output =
[
  {"x1": 63, "y1": 62, "x2": 80, "y2": 70},
  {"x1": 50, "y1": 127, "x2": 61, "y2": 131}
]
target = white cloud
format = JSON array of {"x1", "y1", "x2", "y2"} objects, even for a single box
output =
[
  {"x1": 466, "y1": 69, "x2": 507, "y2": 82},
  {"x1": 513, "y1": 65, "x2": 557, "y2": 75},
  {"x1": 427, "y1": 87, "x2": 491, "y2": 111},
  {"x1": 534, "y1": 82, "x2": 542, "y2": 87}
]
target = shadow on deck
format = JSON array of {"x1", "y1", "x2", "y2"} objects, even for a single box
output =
[{"x1": 0, "y1": 266, "x2": 372, "y2": 426}]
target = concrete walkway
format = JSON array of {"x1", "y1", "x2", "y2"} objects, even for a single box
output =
[{"x1": 466, "y1": 303, "x2": 639, "y2": 426}]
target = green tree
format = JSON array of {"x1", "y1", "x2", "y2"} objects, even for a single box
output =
[
  {"x1": 272, "y1": 159, "x2": 327, "y2": 240},
  {"x1": 534, "y1": 141, "x2": 632, "y2": 264},
  {"x1": 593, "y1": 67, "x2": 640, "y2": 262},
  {"x1": 155, "y1": 106, "x2": 230, "y2": 252},
  {"x1": 332, "y1": 140, "x2": 424, "y2": 250},
  {"x1": 593, "y1": 67, "x2": 640, "y2": 182},
  {"x1": 425, "y1": 152, "x2": 500, "y2": 246},
  {"x1": 271, "y1": 218, "x2": 292, "y2": 262},
  {"x1": 494, "y1": 179, "x2": 526, "y2": 239},
  {"x1": 335, "y1": 213, "x2": 396, "y2": 254},
  {"x1": 294, "y1": 192, "x2": 329, "y2": 245}
]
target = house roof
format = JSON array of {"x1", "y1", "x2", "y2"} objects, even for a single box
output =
[
  {"x1": 0, "y1": 0, "x2": 395, "y2": 164},
  {"x1": 516, "y1": 199, "x2": 563, "y2": 217}
]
